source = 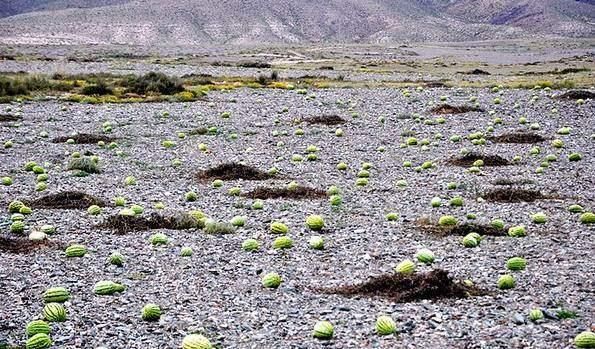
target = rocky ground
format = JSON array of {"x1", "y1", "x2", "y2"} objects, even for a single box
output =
[{"x1": 0, "y1": 85, "x2": 594, "y2": 348}]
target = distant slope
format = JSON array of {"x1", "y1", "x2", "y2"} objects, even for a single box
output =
[{"x1": 0, "y1": 0, "x2": 593, "y2": 45}]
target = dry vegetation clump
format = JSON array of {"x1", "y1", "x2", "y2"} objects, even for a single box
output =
[
  {"x1": 52, "y1": 133, "x2": 117, "y2": 144},
  {"x1": 26, "y1": 191, "x2": 107, "y2": 209},
  {"x1": 0, "y1": 113, "x2": 21, "y2": 122},
  {"x1": 415, "y1": 217, "x2": 506, "y2": 237},
  {"x1": 197, "y1": 163, "x2": 273, "y2": 181},
  {"x1": 302, "y1": 114, "x2": 346, "y2": 125},
  {"x1": 0, "y1": 236, "x2": 63, "y2": 254},
  {"x1": 554, "y1": 90, "x2": 594, "y2": 100},
  {"x1": 483, "y1": 188, "x2": 548, "y2": 203},
  {"x1": 243, "y1": 186, "x2": 327, "y2": 200},
  {"x1": 431, "y1": 104, "x2": 484, "y2": 114},
  {"x1": 98, "y1": 212, "x2": 202, "y2": 234},
  {"x1": 448, "y1": 152, "x2": 510, "y2": 167},
  {"x1": 488, "y1": 132, "x2": 545, "y2": 144}
]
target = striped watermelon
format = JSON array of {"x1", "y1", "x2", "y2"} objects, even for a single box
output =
[
  {"x1": 10, "y1": 220, "x2": 25, "y2": 234},
  {"x1": 65, "y1": 244, "x2": 87, "y2": 257},
  {"x1": 375, "y1": 315, "x2": 397, "y2": 336},
  {"x1": 272, "y1": 236, "x2": 293, "y2": 249},
  {"x1": 26, "y1": 333, "x2": 52, "y2": 349},
  {"x1": 182, "y1": 334, "x2": 212, "y2": 349},
  {"x1": 94, "y1": 280, "x2": 125, "y2": 295},
  {"x1": 506, "y1": 257, "x2": 527, "y2": 271},
  {"x1": 42, "y1": 303, "x2": 66, "y2": 322},
  {"x1": 42, "y1": 287, "x2": 70, "y2": 303},
  {"x1": 270, "y1": 222, "x2": 288, "y2": 234},
  {"x1": 394, "y1": 259, "x2": 416, "y2": 275},
  {"x1": 312, "y1": 321, "x2": 334, "y2": 339},
  {"x1": 575, "y1": 331, "x2": 595, "y2": 348},
  {"x1": 25, "y1": 320, "x2": 50, "y2": 337},
  {"x1": 141, "y1": 303, "x2": 162, "y2": 322}
]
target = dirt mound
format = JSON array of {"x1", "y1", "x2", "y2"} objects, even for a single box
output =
[
  {"x1": 555, "y1": 90, "x2": 594, "y2": 100},
  {"x1": 52, "y1": 133, "x2": 117, "y2": 144},
  {"x1": 98, "y1": 212, "x2": 201, "y2": 234},
  {"x1": 489, "y1": 132, "x2": 545, "y2": 144},
  {"x1": 465, "y1": 69, "x2": 491, "y2": 75},
  {"x1": 416, "y1": 218, "x2": 505, "y2": 237},
  {"x1": 448, "y1": 152, "x2": 510, "y2": 167},
  {"x1": 0, "y1": 236, "x2": 62, "y2": 254},
  {"x1": 491, "y1": 178, "x2": 535, "y2": 186},
  {"x1": 430, "y1": 104, "x2": 483, "y2": 114},
  {"x1": 321, "y1": 269, "x2": 483, "y2": 302},
  {"x1": 243, "y1": 186, "x2": 326, "y2": 200},
  {"x1": 197, "y1": 163, "x2": 272, "y2": 181},
  {"x1": 483, "y1": 188, "x2": 547, "y2": 203},
  {"x1": 302, "y1": 114, "x2": 346, "y2": 125},
  {"x1": 26, "y1": 191, "x2": 106, "y2": 209},
  {"x1": 0, "y1": 114, "x2": 21, "y2": 122}
]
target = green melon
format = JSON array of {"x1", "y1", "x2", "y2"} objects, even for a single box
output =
[
  {"x1": 109, "y1": 251, "x2": 125, "y2": 266},
  {"x1": 567, "y1": 204, "x2": 584, "y2": 213},
  {"x1": 580, "y1": 212, "x2": 595, "y2": 224},
  {"x1": 42, "y1": 287, "x2": 70, "y2": 303},
  {"x1": 508, "y1": 225, "x2": 526, "y2": 237},
  {"x1": 40, "y1": 225, "x2": 55, "y2": 234},
  {"x1": 182, "y1": 334, "x2": 212, "y2": 349},
  {"x1": 490, "y1": 219, "x2": 505, "y2": 230},
  {"x1": 42, "y1": 303, "x2": 66, "y2": 322},
  {"x1": 8, "y1": 200, "x2": 24, "y2": 213},
  {"x1": 65, "y1": 244, "x2": 87, "y2": 257},
  {"x1": 385, "y1": 212, "x2": 399, "y2": 221},
  {"x1": 149, "y1": 233, "x2": 168, "y2": 245},
  {"x1": 26, "y1": 333, "x2": 52, "y2": 349},
  {"x1": 312, "y1": 321, "x2": 334, "y2": 339},
  {"x1": 568, "y1": 152, "x2": 582, "y2": 162},
  {"x1": 180, "y1": 247, "x2": 193, "y2": 257},
  {"x1": 531, "y1": 212, "x2": 547, "y2": 224},
  {"x1": 10, "y1": 220, "x2": 25, "y2": 234},
  {"x1": 528, "y1": 308, "x2": 544, "y2": 322},
  {"x1": 575, "y1": 331, "x2": 595, "y2": 348},
  {"x1": 141, "y1": 303, "x2": 162, "y2": 322},
  {"x1": 19, "y1": 206, "x2": 32, "y2": 214},
  {"x1": 375, "y1": 315, "x2": 397, "y2": 336},
  {"x1": 262, "y1": 272, "x2": 282, "y2": 288},
  {"x1": 497, "y1": 274, "x2": 515, "y2": 290},
  {"x1": 25, "y1": 320, "x2": 50, "y2": 337},
  {"x1": 11, "y1": 213, "x2": 25, "y2": 221},
  {"x1": 94, "y1": 280, "x2": 125, "y2": 295},
  {"x1": 272, "y1": 236, "x2": 293, "y2": 249},
  {"x1": 309, "y1": 236, "x2": 324, "y2": 250},
  {"x1": 329, "y1": 195, "x2": 342, "y2": 206},
  {"x1": 230, "y1": 216, "x2": 246, "y2": 227},
  {"x1": 270, "y1": 222, "x2": 288, "y2": 234},
  {"x1": 241, "y1": 239, "x2": 260, "y2": 252},
  {"x1": 356, "y1": 178, "x2": 369, "y2": 186},
  {"x1": 130, "y1": 204, "x2": 144, "y2": 215},
  {"x1": 306, "y1": 215, "x2": 325, "y2": 230},
  {"x1": 462, "y1": 235, "x2": 478, "y2": 248},
  {"x1": 87, "y1": 205, "x2": 101, "y2": 215},
  {"x1": 506, "y1": 257, "x2": 527, "y2": 271},
  {"x1": 415, "y1": 248, "x2": 435, "y2": 264},
  {"x1": 394, "y1": 259, "x2": 416, "y2": 275},
  {"x1": 438, "y1": 215, "x2": 458, "y2": 226}
]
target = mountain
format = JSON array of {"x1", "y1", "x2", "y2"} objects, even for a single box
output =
[{"x1": 0, "y1": 0, "x2": 593, "y2": 45}]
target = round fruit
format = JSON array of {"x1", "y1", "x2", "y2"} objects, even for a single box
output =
[
  {"x1": 579, "y1": 212, "x2": 595, "y2": 224},
  {"x1": 65, "y1": 244, "x2": 87, "y2": 257},
  {"x1": 114, "y1": 196, "x2": 126, "y2": 206},
  {"x1": 506, "y1": 257, "x2": 527, "y2": 271},
  {"x1": 272, "y1": 236, "x2": 293, "y2": 249},
  {"x1": 109, "y1": 251, "x2": 125, "y2": 266},
  {"x1": 10, "y1": 220, "x2": 25, "y2": 234},
  {"x1": 531, "y1": 212, "x2": 547, "y2": 224},
  {"x1": 568, "y1": 204, "x2": 584, "y2": 213},
  {"x1": 181, "y1": 334, "x2": 213, "y2": 349},
  {"x1": 497, "y1": 274, "x2": 515, "y2": 290},
  {"x1": 242, "y1": 239, "x2": 260, "y2": 252},
  {"x1": 230, "y1": 216, "x2": 246, "y2": 227},
  {"x1": 491, "y1": 219, "x2": 505, "y2": 230},
  {"x1": 130, "y1": 204, "x2": 144, "y2": 215},
  {"x1": 329, "y1": 195, "x2": 342, "y2": 206},
  {"x1": 312, "y1": 321, "x2": 334, "y2": 339},
  {"x1": 528, "y1": 308, "x2": 544, "y2": 322},
  {"x1": 270, "y1": 222, "x2": 288, "y2": 234},
  {"x1": 438, "y1": 215, "x2": 458, "y2": 226},
  {"x1": 309, "y1": 236, "x2": 324, "y2": 250},
  {"x1": 8, "y1": 200, "x2": 24, "y2": 213},
  {"x1": 42, "y1": 303, "x2": 66, "y2": 322},
  {"x1": 149, "y1": 233, "x2": 168, "y2": 245},
  {"x1": 87, "y1": 205, "x2": 101, "y2": 215},
  {"x1": 25, "y1": 320, "x2": 50, "y2": 337},
  {"x1": 385, "y1": 212, "x2": 399, "y2": 221},
  {"x1": 462, "y1": 234, "x2": 478, "y2": 248},
  {"x1": 394, "y1": 259, "x2": 416, "y2": 275},
  {"x1": 211, "y1": 179, "x2": 222, "y2": 187},
  {"x1": 262, "y1": 272, "x2": 282, "y2": 288},
  {"x1": 26, "y1": 333, "x2": 52, "y2": 349},
  {"x1": 180, "y1": 247, "x2": 193, "y2": 257},
  {"x1": 185, "y1": 191, "x2": 198, "y2": 201},
  {"x1": 415, "y1": 248, "x2": 435, "y2": 264},
  {"x1": 305, "y1": 215, "x2": 325, "y2": 230},
  {"x1": 508, "y1": 225, "x2": 526, "y2": 237},
  {"x1": 375, "y1": 315, "x2": 397, "y2": 336},
  {"x1": 141, "y1": 303, "x2": 162, "y2": 321},
  {"x1": 42, "y1": 287, "x2": 70, "y2": 303},
  {"x1": 94, "y1": 280, "x2": 125, "y2": 295},
  {"x1": 431, "y1": 197, "x2": 442, "y2": 207},
  {"x1": 568, "y1": 152, "x2": 582, "y2": 161},
  {"x1": 574, "y1": 331, "x2": 595, "y2": 348},
  {"x1": 41, "y1": 225, "x2": 55, "y2": 234}
]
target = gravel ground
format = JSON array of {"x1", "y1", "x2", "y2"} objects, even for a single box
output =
[{"x1": 0, "y1": 86, "x2": 594, "y2": 348}]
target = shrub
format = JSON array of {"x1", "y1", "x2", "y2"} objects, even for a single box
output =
[
  {"x1": 81, "y1": 80, "x2": 113, "y2": 96},
  {"x1": 123, "y1": 72, "x2": 184, "y2": 95}
]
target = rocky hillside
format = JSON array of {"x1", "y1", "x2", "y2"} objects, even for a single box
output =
[{"x1": 0, "y1": 0, "x2": 593, "y2": 45}]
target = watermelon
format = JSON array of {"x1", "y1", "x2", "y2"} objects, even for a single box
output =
[
  {"x1": 141, "y1": 303, "x2": 162, "y2": 322},
  {"x1": 308, "y1": 236, "x2": 324, "y2": 250},
  {"x1": 508, "y1": 225, "x2": 526, "y2": 237},
  {"x1": 272, "y1": 236, "x2": 293, "y2": 249},
  {"x1": 229, "y1": 216, "x2": 246, "y2": 227},
  {"x1": 506, "y1": 257, "x2": 527, "y2": 271},
  {"x1": 130, "y1": 204, "x2": 144, "y2": 215},
  {"x1": 385, "y1": 212, "x2": 399, "y2": 221},
  {"x1": 462, "y1": 235, "x2": 478, "y2": 248},
  {"x1": 431, "y1": 197, "x2": 442, "y2": 207},
  {"x1": 87, "y1": 205, "x2": 101, "y2": 215},
  {"x1": 438, "y1": 215, "x2": 457, "y2": 226},
  {"x1": 497, "y1": 274, "x2": 515, "y2": 290},
  {"x1": 241, "y1": 239, "x2": 260, "y2": 252},
  {"x1": 42, "y1": 303, "x2": 66, "y2": 322},
  {"x1": 94, "y1": 280, "x2": 125, "y2": 295},
  {"x1": 270, "y1": 222, "x2": 288, "y2": 234},
  {"x1": 65, "y1": 244, "x2": 87, "y2": 257},
  {"x1": 356, "y1": 178, "x2": 368, "y2": 186},
  {"x1": 10, "y1": 213, "x2": 25, "y2": 221},
  {"x1": 568, "y1": 204, "x2": 584, "y2": 213},
  {"x1": 149, "y1": 233, "x2": 168, "y2": 245},
  {"x1": 329, "y1": 195, "x2": 342, "y2": 206},
  {"x1": 415, "y1": 248, "x2": 435, "y2": 264},
  {"x1": 26, "y1": 333, "x2": 52, "y2": 349},
  {"x1": 531, "y1": 212, "x2": 547, "y2": 224},
  {"x1": 490, "y1": 219, "x2": 505, "y2": 230},
  {"x1": 42, "y1": 287, "x2": 70, "y2": 303},
  {"x1": 109, "y1": 251, "x2": 125, "y2": 266},
  {"x1": 25, "y1": 320, "x2": 50, "y2": 337},
  {"x1": 19, "y1": 206, "x2": 33, "y2": 214},
  {"x1": 312, "y1": 321, "x2": 334, "y2": 339},
  {"x1": 40, "y1": 225, "x2": 55, "y2": 234},
  {"x1": 10, "y1": 221, "x2": 25, "y2": 234},
  {"x1": 114, "y1": 196, "x2": 126, "y2": 206},
  {"x1": 395, "y1": 259, "x2": 416, "y2": 275},
  {"x1": 575, "y1": 331, "x2": 595, "y2": 348},
  {"x1": 262, "y1": 272, "x2": 282, "y2": 288},
  {"x1": 375, "y1": 315, "x2": 397, "y2": 336},
  {"x1": 180, "y1": 247, "x2": 193, "y2": 257},
  {"x1": 528, "y1": 308, "x2": 544, "y2": 322},
  {"x1": 182, "y1": 334, "x2": 212, "y2": 349},
  {"x1": 580, "y1": 212, "x2": 595, "y2": 224}
]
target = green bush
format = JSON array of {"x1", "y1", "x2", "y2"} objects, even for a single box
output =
[
  {"x1": 122, "y1": 72, "x2": 184, "y2": 95},
  {"x1": 82, "y1": 80, "x2": 113, "y2": 96}
]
